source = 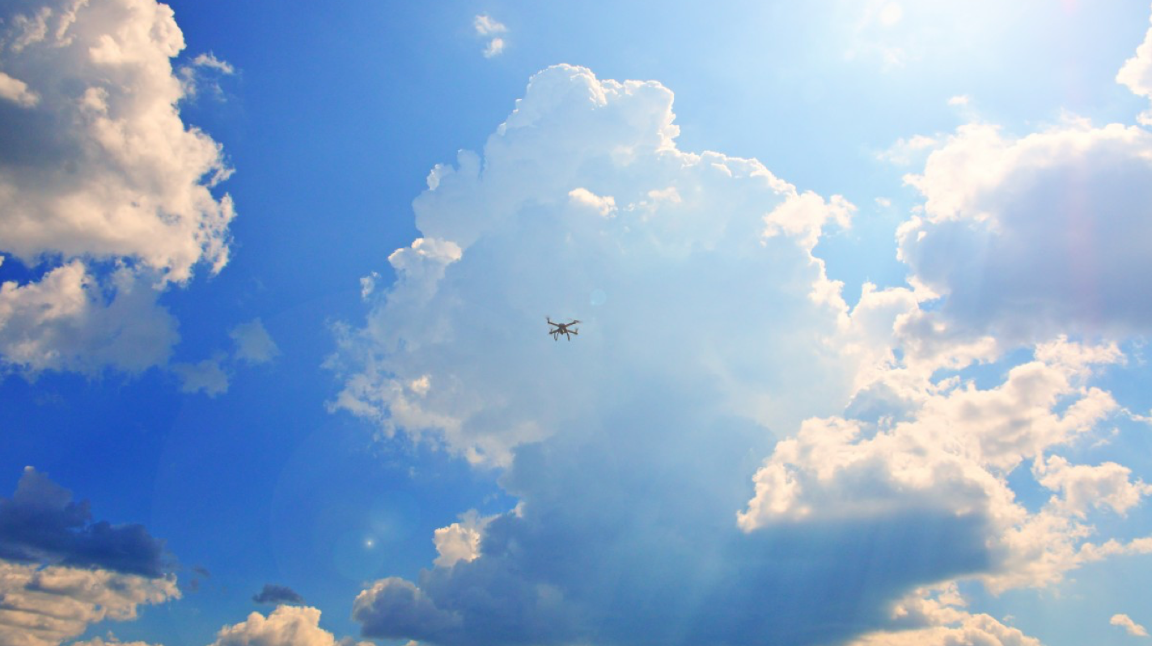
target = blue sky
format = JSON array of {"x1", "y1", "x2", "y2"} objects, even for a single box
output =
[{"x1": 2, "y1": 1, "x2": 1152, "y2": 645}]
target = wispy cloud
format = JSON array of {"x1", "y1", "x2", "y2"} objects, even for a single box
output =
[
  {"x1": 473, "y1": 14, "x2": 507, "y2": 58},
  {"x1": 1112, "y1": 613, "x2": 1150, "y2": 637}
]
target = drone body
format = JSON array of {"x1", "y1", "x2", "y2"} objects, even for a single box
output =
[{"x1": 547, "y1": 317, "x2": 580, "y2": 341}]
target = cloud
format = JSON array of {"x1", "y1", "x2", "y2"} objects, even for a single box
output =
[
  {"x1": 0, "y1": 467, "x2": 169, "y2": 577},
  {"x1": 179, "y1": 51, "x2": 236, "y2": 100},
  {"x1": 473, "y1": 14, "x2": 506, "y2": 36},
  {"x1": 170, "y1": 318, "x2": 280, "y2": 396},
  {"x1": 330, "y1": 61, "x2": 1152, "y2": 646},
  {"x1": 473, "y1": 14, "x2": 507, "y2": 58},
  {"x1": 899, "y1": 119, "x2": 1152, "y2": 342},
  {"x1": 432, "y1": 510, "x2": 492, "y2": 568},
  {"x1": 336, "y1": 64, "x2": 1122, "y2": 646},
  {"x1": 0, "y1": 561, "x2": 179, "y2": 646},
  {"x1": 0, "y1": 0, "x2": 236, "y2": 375},
  {"x1": 330, "y1": 64, "x2": 855, "y2": 466},
  {"x1": 482, "y1": 38, "x2": 505, "y2": 59},
  {"x1": 253, "y1": 583, "x2": 305, "y2": 606},
  {"x1": 211, "y1": 605, "x2": 369, "y2": 646},
  {"x1": 0, "y1": 467, "x2": 178, "y2": 646},
  {"x1": 172, "y1": 355, "x2": 229, "y2": 396},
  {"x1": 0, "y1": 262, "x2": 179, "y2": 374},
  {"x1": 847, "y1": 585, "x2": 1042, "y2": 646},
  {"x1": 1117, "y1": 4, "x2": 1152, "y2": 125},
  {"x1": 1112, "y1": 614, "x2": 1150, "y2": 638},
  {"x1": 230, "y1": 318, "x2": 280, "y2": 365}
]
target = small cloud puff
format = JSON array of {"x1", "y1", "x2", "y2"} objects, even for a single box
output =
[
  {"x1": 230, "y1": 318, "x2": 280, "y2": 365},
  {"x1": 473, "y1": 14, "x2": 507, "y2": 58},
  {"x1": 253, "y1": 583, "x2": 306, "y2": 606},
  {"x1": 1112, "y1": 614, "x2": 1150, "y2": 637}
]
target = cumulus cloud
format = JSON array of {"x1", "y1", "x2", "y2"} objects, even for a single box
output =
[
  {"x1": 1117, "y1": 4, "x2": 1152, "y2": 125},
  {"x1": 0, "y1": 561, "x2": 179, "y2": 646},
  {"x1": 0, "y1": 468, "x2": 178, "y2": 646},
  {"x1": 331, "y1": 64, "x2": 855, "y2": 466},
  {"x1": 1112, "y1": 613, "x2": 1150, "y2": 638},
  {"x1": 848, "y1": 585, "x2": 1042, "y2": 646},
  {"x1": 335, "y1": 65, "x2": 1051, "y2": 646},
  {"x1": 0, "y1": 0, "x2": 236, "y2": 375},
  {"x1": 0, "y1": 467, "x2": 169, "y2": 576},
  {"x1": 211, "y1": 605, "x2": 369, "y2": 646},
  {"x1": 334, "y1": 59, "x2": 1152, "y2": 646},
  {"x1": 432, "y1": 510, "x2": 492, "y2": 568},
  {"x1": 900, "y1": 119, "x2": 1152, "y2": 342},
  {"x1": 252, "y1": 583, "x2": 305, "y2": 606},
  {"x1": 0, "y1": 262, "x2": 179, "y2": 373}
]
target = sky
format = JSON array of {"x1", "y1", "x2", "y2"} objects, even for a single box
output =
[{"x1": 2, "y1": 1, "x2": 1152, "y2": 645}]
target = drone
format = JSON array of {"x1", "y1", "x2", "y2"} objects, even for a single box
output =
[{"x1": 547, "y1": 317, "x2": 580, "y2": 341}]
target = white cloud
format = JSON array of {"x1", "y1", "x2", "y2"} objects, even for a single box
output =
[
  {"x1": 0, "y1": 0, "x2": 236, "y2": 375},
  {"x1": 331, "y1": 64, "x2": 855, "y2": 467},
  {"x1": 0, "y1": 561, "x2": 179, "y2": 646},
  {"x1": 1112, "y1": 613, "x2": 1150, "y2": 638},
  {"x1": 877, "y1": 134, "x2": 938, "y2": 166},
  {"x1": 1033, "y1": 455, "x2": 1152, "y2": 518},
  {"x1": 336, "y1": 62, "x2": 1152, "y2": 646},
  {"x1": 474, "y1": 14, "x2": 507, "y2": 58},
  {"x1": 230, "y1": 318, "x2": 280, "y2": 365},
  {"x1": 0, "y1": 70, "x2": 39, "y2": 107},
  {"x1": 482, "y1": 37, "x2": 505, "y2": 59},
  {"x1": 900, "y1": 120, "x2": 1152, "y2": 342},
  {"x1": 849, "y1": 586, "x2": 1042, "y2": 646},
  {"x1": 0, "y1": 262, "x2": 179, "y2": 374},
  {"x1": 432, "y1": 510, "x2": 492, "y2": 568},
  {"x1": 1117, "y1": 4, "x2": 1152, "y2": 125},
  {"x1": 179, "y1": 51, "x2": 236, "y2": 99},
  {"x1": 211, "y1": 606, "x2": 369, "y2": 646},
  {"x1": 473, "y1": 14, "x2": 506, "y2": 36},
  {"x1": 567, "y1": 187, "x2": 617, "y2": 218}
]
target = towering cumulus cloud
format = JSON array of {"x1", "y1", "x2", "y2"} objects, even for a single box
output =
[
  {"x1": 0, "y1": 0, "x2": 235, "y2": 374},
  {"x1": 335, "y1": 64, "x2": 1151, "y2": 646}
]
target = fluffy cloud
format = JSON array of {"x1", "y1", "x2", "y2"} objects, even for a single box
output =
[
  {"x1": 337, "y1": 35, "x2": 1152, "y2": 642},
  {"x1": 0, "y1": 467, "x2": 177, "y2": 646},
  {"x1": 899, "y1": 119, "x2": 1152, "y2": 342},
  {"x1": 1117, "y1": 3, "x2": 1152, "y2": 125},
  {"x1": 339, "y1": 65, "x2": 1083, "y2": 646},
  {"x1": 0, "y1": 467, "x2": 168, "y2": 576},
  {"x1": 331, "y1": 64, "x2": 856, "y2": 467},
  {"x1": 0, "y1": 0, "x2": 235, "y2": 375},
  {"x1": 211, "y1": 606, "x2": 370, "y2": 646},
  {"x1": 0, "y1": 262, "x2": 179, "y2": 373},
  {"x1": 0, "y1": 561, "x2": 179, "y2": 646}
]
